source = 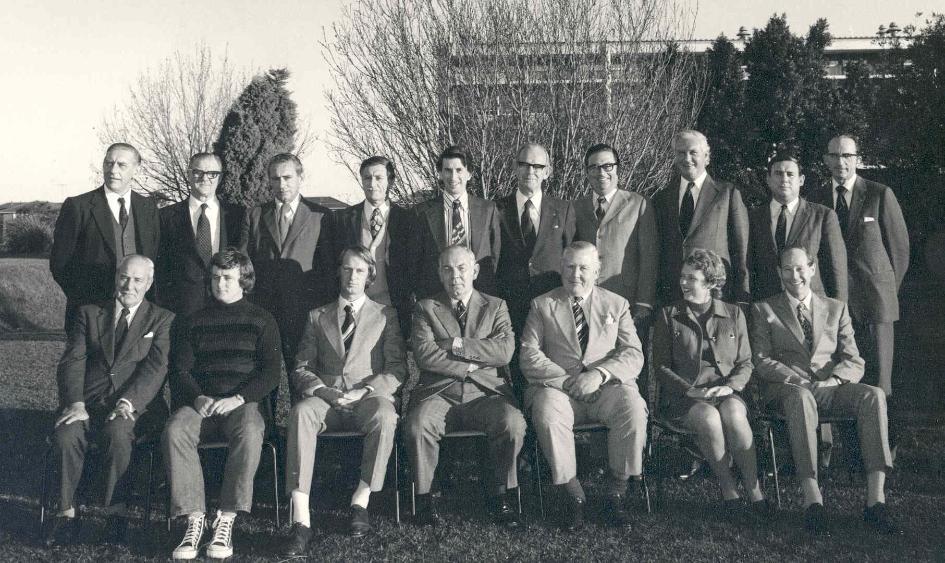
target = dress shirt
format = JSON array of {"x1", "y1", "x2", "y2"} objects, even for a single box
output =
[
  {"x1": 831, "y1": 174, "x2": 857, "y2": 208},
  {"x1": 188, "y1": 195, "x2": 221, "y2": 253},
  {"x1": 568, "y1": 287, "x2": 615, "y2": 382},
  {"x1": 442, "y1": 191, "x2": 470, "y2": 247},
  {"x1": 769, "y1": 197, "x2": 800, "y2": 243},
  {"x1": 515, "y1": 189, "x2": 542, "y2": 227},
  {"x1": 361, "y1": 200, "x2": 391, "y2": 243},
  {"x1": 785, "y1": 291, "x2": 814, "y2": 325},
  {"x1": 113, "y1": 298, "x2": 143, "y2": 329},
  {"x1": 278, "y1": 194, "x2": 301, "y2": 222},
  {"x1": 678, "y1": 171, "x2": 708, "y2": 210},
  {"x1": 593, "y1": 188, "x2": 617, "y2": 218},
  {"x1": 336, "y1": 294, "x2": 368, "y2": 327},
  {"x1": 449, "y1": 292, "x2": 474, "y2": 363},
  {"x1": 104, "y1": 188, "x2": 132, "y2": 224}
]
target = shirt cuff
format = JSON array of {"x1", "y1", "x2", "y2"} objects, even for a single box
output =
[
  {"x1": 598, "y1": 368, "x2": 614, "y2": 384},
  {"x1": 117, "y1": 398, "x2": 134, "y2": 412}
]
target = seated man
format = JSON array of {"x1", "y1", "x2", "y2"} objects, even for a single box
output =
[
  {"x1": 44, "y1": 255, "x2": 174, "y2": 546},
  {"x1": 520, "y1": 241, "x2": 647, "y2": 530},
  {"x1": 281, "y1": 246, "x2": 405, "y2": 554},
  {"x1": 162, "y1": 248, "x2": 281, "y2": 560},
  {"x1": 750, "y1": 246, "x2": 898, "y2": 534},
  {"x1": 405, "y1": 245, "x2": 526, "y2": 528}
]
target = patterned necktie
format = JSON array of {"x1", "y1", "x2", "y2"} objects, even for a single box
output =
[
  {"x1": 455, "y1": 300, "x2": 467, "y2": 333},
  {"x1": 679, "y1": 182, "x2": 695, "y2": 236},
  {"x1": 595, "y1": 196, "x2": 607, "y2": 222},
  {"x1": 341, "y1": 304, "x2": 356, "y2": 353},
  {"x1": 450, "y1": 198, "x2": 466, "y2": 246},
  {"x1": 521, "y1": 199, "x2": 537, "y2": 250},
  {"x1": 796, "y1": 302, "x2": 813, "y2": 350},
  {"x1": 835, "y1": 186, "x2": 850, "y2": 237},
  {"x1": 279, "y1": 204, "x2": 292, "y2": 244},
  {"x1": 196, "y1": 203, "x2": 212, "y2": 264},
  {"x1": 115, "y1": 307, "x2": 130, "y2": 351},
  {"x1": 572, "y1": 296, "x2": 588, "y2": 353},
  {"x1": 370, "y1": 207, "x2": 383, "y2": 240},
  {"x1": 118, "y1": 197, "x2": 128, "y2": 229},
  {"x1": 775, "y1": 204, "x2": 787, "y2": 252}
]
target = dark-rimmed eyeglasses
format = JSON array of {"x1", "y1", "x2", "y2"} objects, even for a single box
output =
[
  {"x1": 825, "y1": 153, "x2": 858, "y2": 160},
  {"x1": 585, "y1": 163, "x2": 617, "y2": 172},
  {"x1": 190, "y1": 169, "x2": 222, "y2": 180},
  {"x1": 516, "y1": 161, "x2": 547, "y2": 171}
]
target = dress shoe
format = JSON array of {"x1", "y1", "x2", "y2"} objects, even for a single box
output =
[
  {"x1": 864, "y1": 503, "x2": 903, "y2": 535},
  {"x1": 349, "y1": 505, "x2": 373, "y2": 537},
  {"x1": 803, "y1": 503, "x2": 829, "y2": 534},
  {"x1": 414, "y1": 494, "x2": 440, "y2": 526},
  {"x1": 560, "y1": 496, "x2": 584, "y2": 531},
  {"x1": 280, "y1": 522, "x2": 313, "y2": 556},
  {"x1": 490, "y1": 494, "x2": 521, "y2": 529},
  {"x1": 749, "y1": 499, "x2": 776, "y2": 523},
  {"x1": 603, "y1": 494, "x2": 633, "y2": 529},
  {"x1": 100, "y1": 515, "x2": 129, "y2": 544},
  {"x1": 42, "y1": 515, "x2": 80, "y2": 547}
]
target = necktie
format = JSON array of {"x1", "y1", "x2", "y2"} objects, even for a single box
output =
[
  {"x1": 118, "y1": 197, "x2": 128, "y2": 229},
  {"x1": 521, "y1": 199, "x2": 537, "y2": 250},
  {"x1": 341, "y1": 304, "x2": 356, "y2": 353},
  {"x1": 595, "y1": 196, "x2": 607, "y2": 222},
  {"x1": 835, "y1": 186, "x2": 850, "y2": 237},
  {"x1": 775, "y1": 204, "x2": 787, "y2": 252},
  {"x1": 796, "y1": 302, "x2": 813, "y2": 350},
  {"x1": 450, "y1": 198, "x2": 466, "y2": 246},
  {"x1": 370, "y1": 207, "x2": 383, "y2": 240},
  {"x1": 115, "y1": 307, "x2": 130, "y2": 351},
  {"x1": 279, "y1": 204, "x2": 292, "y2": 244},
  {"x1": 455, "y1": 300, "x2": 467, "y2": 333},
  {"x1": 679, "y1": 182, "x2": 695, "y2": 236},
  {"x1": 196, "y1": 203, "x2": 212, "y2": 264},
  {"x1": 572, "y1": 296, "x2": 588, "y2": 353}
]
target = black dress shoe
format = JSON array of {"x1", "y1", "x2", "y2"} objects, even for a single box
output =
[
  {"x1": 749, "y1": 499, "x2": 776, "y2": 522},
  {"x1": 349, "y1": 505, "x2": 373, "y2": 537},
  {"x1": 280, "y1": 522, "x2": 313, "y2": 556},
  {"x1": 803, "y1": 503, "x2": 829, "y2": 534},
  {"x1": 490, "y1": 494, "x2": 520, "y2": 528},
  {"x1": 864, "y1": 503, "x2": 903, "y2": 535},
  {"x1": 561, "y1": 496, "x2": 584, "y2": 531},
  {"x1": 42, "y1": 515, "x2": 80, "y2": 547},
  {"x1": 100, "y1": 515, "x2": 129, "y2": 544},
  {"x1": 603, "y1": 494, "x2": 633, "y2": 529},
  {"x1": 414, "y1": 494, "x2": 440, "y2": 527}
]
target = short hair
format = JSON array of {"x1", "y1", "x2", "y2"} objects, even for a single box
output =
[
  {"x1": 438, "y1": 244, "x2": 476, "y2": 266},
  {"x1": 436, "y1": 145, "x2": 471, "y2": 171},
  {"x1": 189, "y1": 152, "x2": 223, "y2": 170},
  {"x1": 116, "y1": 254, "x2": 154, "y2": 279},
  {"x1": 828, "y1": 134, "x2": 859, "y2": 149},
  {"x1": 683, "y1": 248, "x2": 727, "y2": 297},
  {"x1": 359, "y1": 156, "x2": 396, "y2": 183},
  {"x1": 339, "y1": 245, "x2": 378, "y2": 287},
  {"x1": 210, "y1": 247, "x2": 255, "y2": 292},
  {"x1": 105, "y1": 143, "x2": 142, "y2": 164},
  {"x1": 767, "y1": 147, "x2": 803, "y2": 175},
  {"x1": 563, "y1": 240, "x2": 601, "y2": 263},
  {"x1": 268, "y1": 153, "x2": 304, "y2": 175},
  {"x1": 583, "y1": 143, "x2": 621, "y2": 167},
  {"x1": 778, "y1": 245, "x2": 814, "y2": 267},
  {"x1": 672, "y1": 130, "x2": 711, "y2": 156}
]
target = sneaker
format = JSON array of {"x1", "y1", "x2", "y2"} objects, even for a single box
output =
[
  {"x1": 172, "y1": 513, "x2": 205, "y2": 560},
  {"x1": 206, "y1": 511, "x2": 236, "y2": 559}
]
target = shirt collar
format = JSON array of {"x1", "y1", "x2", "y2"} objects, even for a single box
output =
[
  {"x1": 114, "y1": 299, "x2": 144, "y2": 323},
  {"x1": 593, "y1": 189, "x2": 617, "y2": 205},
  {"x1": 832, "y1": 174, "x2": 857, "y2": 192},
  {"x1": 568, "y1": 285, "x2": 594, "y2": 302},
  {"x1": 188, "y1": 195, "x2": 219, "y2": 211},
  {"x1": 103, "y1": 188, "x2": 131, "y2": 202},
  {"x1": 785, "y1": 291, "x2": 813, "y2": 311},
  {"x1": 450, "y1": 292, "x2": 473, "y2": 309},
  {"x1": 338, "y1": 294, "x2": 368, "y2": 315},
  {"x1": 279, "y1": 195, "x2": 302, "y2": 214},
  {"x1": 769, "y1": 197, "x2": 800, "y2": 215},
  {"x1": 443, "y1": 191, "x2": 469, "y2": 209},
  {"x1": 515, "y1": 189, "x2": 542, "y2": 212},
  {"x1": 364, "y1": 199, "x2": 390, "y2": 216},
  {"x1": 679, "y1": 171, "x2": 708, "y2": 192}
]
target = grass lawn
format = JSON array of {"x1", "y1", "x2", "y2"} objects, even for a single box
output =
[
  {"x1": 0, "y1": 257, "x2": 65, "y2": 333},
  {"x1": 0, "y1": 340, "x2": 943, "y2": 562}
]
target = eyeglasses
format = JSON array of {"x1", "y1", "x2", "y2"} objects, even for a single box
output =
[
  {"x1": 517, "y1": 161, "x2": 547, "y2": 171},
  {"x1": 825, "y1": 153, "x2": 858, "y2": 160},
  {"x1": 585, "y1": 163, "x2": 617, "y2": 172},
  {"x1": 190, "y1": 169, "x2": 222, "y2": 180}
]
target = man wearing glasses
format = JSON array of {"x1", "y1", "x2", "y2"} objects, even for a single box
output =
[{"x1": 156, "y1": 153, "x2": 244, "y2": 317}]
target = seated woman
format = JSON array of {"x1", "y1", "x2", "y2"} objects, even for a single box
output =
[{"x1": 652, "y1": 248, "x2": 768, "y2": 515}]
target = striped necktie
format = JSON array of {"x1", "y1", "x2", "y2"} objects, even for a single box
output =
[
  {"x1": 595, "y1": 196, "x2": 607, "y2": 222},
  {"x1": 455, "y1": 300, "x2": 467, "y2": 333},
  {"x1": 572, "y1": 296, "x2": 588, "y2": 353},
  {"x1": 370, "y1": 207, "x2": 383, "y2": 240},
  {"x1": 796, "y1": 302, "x2": 813, "y2": 351},
  {"x1": 341, "y1": 304, "x2": 356, "y2": 354}
]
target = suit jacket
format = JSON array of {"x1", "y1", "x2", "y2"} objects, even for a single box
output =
[
  {"x1": 241, "y1": 197, "x2": 336, "y2": 310},
  {"x1": 652, "y1": 299, "x2": 752, "y2": 416},
  {"x1": 156, "y1": 199, "x2": 244, "y2": 317},
  {"x1": 574, "y1": 189, "x2": 659, "y2": 309},
  {"x1": 519, "y1": 286, "x2": 644, "y2": 390},
  {"x1": 495, "y1": 192, "x2": 575, "y2": 328},
  {"x1": 748, "y1": 198, "x2": 848, "y2": 302},
  {"x1": 750, "y1": 292, "x2": 865, "y2": 402},
  {"x1": 50, "y1": 187, "x2": 160, "y2": 309},
  {"x1": 809, "y1": 176, "x2": 910, "y2": 322},
  {"x1": 653, "y1": 175, "x2": 750, "y2": 305},
  {"x1": 412, "y1": 194, "x2": 501, "y2": 299},
  {"x1": 57, "y1": 299, "x2": 174, "y2": 414},
  {"x1": 411, "y1": 290, "x2": 515, "y2": 401},
  {"x1": 290, "y1": 297, "x2": 406, "y2": 402}
]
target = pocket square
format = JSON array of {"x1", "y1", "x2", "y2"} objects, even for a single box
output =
[
  {"x1": 605, "y1": 314, "x2": 616, "y2": 325},
  {"x1": 143, "y1": 332, "x2": 154, "y2": 338},
  {"x1": 863, "y1": 216, "x2": 875, "y2": 223}
]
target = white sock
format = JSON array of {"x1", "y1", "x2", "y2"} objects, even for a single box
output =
[
  {"x1": 57, "y1": 506, "x2": 76, "y2": 518},
  {"x1": 800, "y1": 478, "x2": 823, "y2": 507},
  {"x1": 290, "y1": 490, "x2": 311, "y2": 527},
  {"x1": 350, "y1": 480, "x2": 372, "y2": 509},
  {"x1": 219, "y1": 511, "x2": 237, "y2": 520},
  {"x1": 866, "y1": 471, "x2": 886, "y2": 507}
]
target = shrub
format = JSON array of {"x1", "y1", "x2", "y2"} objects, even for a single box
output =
[{"x1": 3, "y1": 214, "x2": 54, "y2": 256}]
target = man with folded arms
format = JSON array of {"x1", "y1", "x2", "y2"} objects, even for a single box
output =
[
  {"x1": 520, "y1": 241, "x2": 647, "y2": 530},
  {"x1": 44, "y1": 254, "x2": 173, "y2": 546},
  {"x1": 750, "y1": 246, "x2": 899, "y2": 535},
  {"x1": 281, "y1": 246, "x2": 405, "y2": 554}
]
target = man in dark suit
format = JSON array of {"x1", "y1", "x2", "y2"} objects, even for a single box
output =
[
  {"x1": 405, "y1": 245, "x2": 526, "y2": 528},
  {"x1": 241, "y1": 153, "x2": 336, "y2": 369},
  {"x1": 809, "y1": 135, "x2": 909, "y2": 399},
  {"x1": 333, "y1": 156, "x2": 415, "y2": 338},
  {"x1": 412, "y1": 146, "x2": 501, "y2": 299},
  {"x1": 653, "y1": 130, "x2": 749, "y2": 305},
  {"x1": 156, "y1": 153, "x2": 243, "y2": 318},
  {"x1": 44, "y1": 255, "x2": 174, "y2": 546},
  {"x1": 750, "y1": 246, "x2": 898, "y2": 535},
  {"x1": 749, "y1": 150, "x2": 847, "y2": 302},
  {"x1": 51, "y1": 143, "x2": 161, "y2": 333}
]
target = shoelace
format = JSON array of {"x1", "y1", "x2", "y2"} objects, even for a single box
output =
[
  {"x1": 209, "y1": 513, "x2": 234, "y2": 546},
  {"x1": 178, "y1": 516, "x2": 204, "y2": 547}
]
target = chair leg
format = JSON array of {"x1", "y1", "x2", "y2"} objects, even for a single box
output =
[
  {"x1": 654, "y1": 433, "x2": 665, "y2": 510},
  {"x1": 533, "y1": 439, "x2": 544, "y2": 520},
  {"x1": 640, "y1": 473, "x2": 652, "y2": 514},
  {"x1": 267, "y1": 442, "x2": 280, "y2": 528},
  {"x1": 393, "y1": 443, "x2": 401, "y2": 525},
  {"x1": 410, "y1": 481, "x2": 416, "y2": 517},
  {"x1": 768, "y1": 425, "x2": 782, "y2": 510},
  {"x1": 144, "y1": 448, "x2": 154, "y2": 523},
  {"x1": 40, "y1": 446, "x2": 52, "y2": 527}
]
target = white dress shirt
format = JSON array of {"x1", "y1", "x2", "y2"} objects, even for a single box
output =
[
  {"x1": 188, "y1": 195, "x2": 221, "y2": 253},
  {"x1": 678, "y1": 171, "x2": 708, "y2": 210},
  {"x1": 769, "y1": 197, "x2": 800, "y2": 243},
  {"x1": 515, "y1": 189, "x2": 542, "y2": 227},
  {"x1": 104, "y1": 188, "x2": 132, "y2": 224},
  {"x1": 831, "y1": 174, "x2": 857, "y2": 208},
  {"x1": 442, "y1": 191, "x2": 470, "y2": 247}
]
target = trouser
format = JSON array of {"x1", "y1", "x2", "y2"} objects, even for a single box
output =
[
  {"x1": 162, "y1": 403, "x2": 266, "y2": 517},
  {"x1": 853, "y1": 319, "x2": 895, "y2": 397},
  {"x1": 286, "y1": 395, "x2": 398, "y2": 494}
]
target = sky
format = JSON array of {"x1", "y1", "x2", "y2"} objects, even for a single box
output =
[{"x1": 0, "y1": 0, "x2": 934, "y2": 205}]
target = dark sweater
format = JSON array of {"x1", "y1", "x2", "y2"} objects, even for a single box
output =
[{"x1": 170, "y1": 298, "x2": 281, "y2": 408}]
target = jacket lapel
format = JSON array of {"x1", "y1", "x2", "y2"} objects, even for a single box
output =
[
  {"x1": 345, "y1": 298, "x2": 377, "y2": 365},
  {"x1": 432, "y1": 295, "x2": 462, "y2": 337},
  {"x1": 688, "y1": 175, "x2": 719, "y2": 236},
  {"x1": 468, "y1": 196, "x2": 484, "y2": 254},
  {"x1": 598, "y1": 190, "x2": 626, "y2": 229},
  {"x1": 465, "y1": 291, "x2": 487, "y2": 338},
  {"x1": 847, "y1": 177, "x2": 869, "y2": 235},
  {"x1": 550, "y1": 290, "x2": 580, "y2": 354},
  {"x1": 262, "y1": 202, "x2": 282, "y2": 253},
  {"x1": 773, "y1": 293, "x2": 807, "y2": 350},
  {"x1": 282, "y1": 200, "x2": 311, "y2": 253},
  {"x1": 91, "y1": 188, "x2": 118, "y2": 259},
  {"x1": 425, "y1": 199, "x2": 446, "y2": 250},
  {"x1": 503, "y1": 195, "x2": 525, "y2": 245},
  {"x1": 810, "y1": 292, "x2": 828, "y2": 352},
  {"x1": 175, "y1": 203, "x2": 203, "y2": 263},
  {"x1": 114, "y1": 301, "x2": 151, "y2": 364},
  {"x1": 320, "y1": 301, "x2": 345, "y2": 359},
  {"x1": 99, "y1": 303, "x2": 116, "y2": 367},
  {"x1": 787, "y1": 198, "x2": 812, "y2": 244}
]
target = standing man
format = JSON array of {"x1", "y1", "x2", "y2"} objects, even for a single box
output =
[
  {"x1": 810, "y1": 135, "x2": 909, "y2": 399},
  {"x1": 242, "y1": 153, "x2": 336, "y2": 369},
  {"x1": 520, "y1": 241, "x2": 648, "y2": 530},
  {"x1": 653, "y1": 130, "x2": 749, "y2": 305},
  {"x1": 51, "y1": 143, "x2": 160, "y2": 333},
  {"x1": 750, "y1": 246, "x2": 898, "y2": 535},
  {"x1": 44, "y1": 255, "x2": 173, "y2": 546},
  {"x1": 281, "y1": 246, "x2": 405, "y2": 553},
  {"x1": 157, "y1": 153, "x2": 244, "y2": 318},
  {"x1": 413, "y1": 146, "x2": 501, "y2": 299},
  {"x1": 749, "y1": 150, "x2": 847, "y2": 302},
  {"x1": 405, "y1": 245, "x2": 526, "y2": 528},
  {"x1": 334, "y1": 156, "x2": 416, "y2": 338}
]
